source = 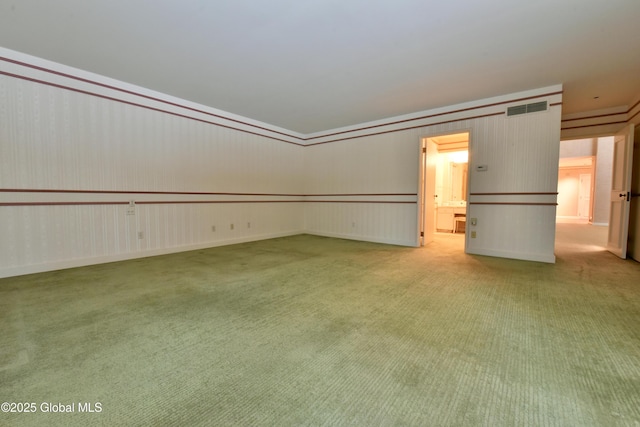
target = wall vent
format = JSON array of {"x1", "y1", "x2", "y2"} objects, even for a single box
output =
[
  {"x1": 507, "y1": 105, "x2": 527, "y2": 116},
  {"x1": 507, "y1": 101, "x2": 548, "y2": 116}
]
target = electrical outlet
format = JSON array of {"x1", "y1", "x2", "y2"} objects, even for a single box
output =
[
  {"x1": 352, "y1": 222, "x2": 356, "y2": 228},
  {"x1": 471, "y1": 231, "x2": 476, "y2": 238},
  {"x1": 126, "y1": 201, "x2": 136, "y2": 216},
  {"x1": 138, "y1": 231, "x2": 144, "y2": 239},
  {"x1": 211, "y1": 225, "x2": 216, "y2": 232},
  {"x1": 247, "y1": 222, "x2": 251, "y2": 229},
  {"x1": 230, "y1": 223, "x2": 234, "y2": 230},
  {"x1": 471, "y1": 218, "x2": 477, "y2": 226}
]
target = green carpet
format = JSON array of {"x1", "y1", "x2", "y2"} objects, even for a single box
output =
[{"x1": 1, "y1": 224, "x2": 639, "y2": 426}]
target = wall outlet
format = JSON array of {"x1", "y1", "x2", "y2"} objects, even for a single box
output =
[
  {"x1": 230, "y1": 223, "x2": 234, "y2": 230},
  {"x1": 352, "y1": 222, "x2": 356, "y2": 228},
  {"x1": 126, "y1": 201, "x2": 136, "y2": 216},
  {"x1": 247, "y1": 222, "x2": 251, "y2": 229},
  {"x1": 470, "y1": 218, "x2": 477, "y2": 226},
  {"x1": 211, "y1": 225, "x2": 216, "y2": 232},
  {"x1": 137, "y1": 231, "x2": 144, "y2": 239},
  {"x1": 471, "y1": 231, "x2": 476, "y2": 238}
]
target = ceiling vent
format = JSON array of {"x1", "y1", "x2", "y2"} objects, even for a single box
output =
[{"x1": 507, "y1": 101, "x2": 548, "y2": 116}]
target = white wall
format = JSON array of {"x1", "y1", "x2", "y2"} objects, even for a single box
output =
[
  {"x1": 559, "y1": 138, "x2": 595, "y2": 158},
  {"x1": 561, "y1": 107, "x2": 628, "y2": 140},
  {"x1": 303, "y1": 87, "x2": 563, "y2": 262},
  {"x1": 303, "y1": 131, "x2": 419, "y2": 246},
  {"x1": 593, "y1": 137, "x2": 614, "y2": 225},
  {"x1": 0, "y1": 49, "x2": 305, "y2": 278},
  {"x1": 557, "y1": 167, "x2": 592, "y2": 218},
  {"x1": 1, "y1": 47, "x2": 564, "y2": 278}
]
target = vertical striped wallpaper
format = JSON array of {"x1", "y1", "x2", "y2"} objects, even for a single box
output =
[
  {"x1": 0, "y1": 56, "x2": 307, "y2": 277},
  {"x1": 0, "y1": 79, "x2": 304, "y2": 193},
  {"x1": 560, "y1": 98, "x2": 640, "y2": 140},
  {"x1": 1, "y1": 47, "x2": 569, "y2": 276},
  {"x1": 304, "y1": 103, "x2": 562, "y2": 260}
]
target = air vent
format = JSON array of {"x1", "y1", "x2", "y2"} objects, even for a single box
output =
[
  {"x1": 507, "y1": 105, "x2": 527, "y2": 116},
  {"x1": 507, "y1": 101, "x2": 548, "y2": 116},
  {"x1": 526, "y1": 101, "x2": 548, "y2": 113}
]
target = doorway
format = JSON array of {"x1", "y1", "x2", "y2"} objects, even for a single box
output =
[
  {"x1": 419, "y1": 131, "x2": 470, "y2": 247},
  {"x1": 556, "y1": 126, "x2": 638, "y2": 261},
  {"x1": 556, "y1": 156, "x2": 594, "y2": 223}
]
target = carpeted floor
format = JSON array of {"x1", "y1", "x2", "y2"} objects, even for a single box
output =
[{"x1": 1, "y1": 224, "x2": 639, "y2": 426}]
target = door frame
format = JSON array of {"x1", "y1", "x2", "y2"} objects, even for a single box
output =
[{"x1": 417, "y1": 129, "x2": 472, "y2": 248}]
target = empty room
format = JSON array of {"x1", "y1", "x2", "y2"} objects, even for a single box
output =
[{"x1": 1, "y1": 1, "x2": 640, "y2": 426}]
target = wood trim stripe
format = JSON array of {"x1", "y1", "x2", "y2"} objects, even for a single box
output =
[
  {"x1": 0, "y1": 188, "x2": 304, "y2": 196},
  {"x1": 306, "y1": 193, "x2": 417, "y2": 197},
  {"x1": 139, "y1": 200, "x2": 302, "y2": 204},
  {"x1": 0, "y1": 189, "x2": 416, "y2": 197},
  {"x1": 305, "y1": 91, "x2": 563, "y2": 141},
  {"x1": 1, "y1": 202, "x2": 128, "y2": 207},
  {"x1": 0, "y1": 200, "x2": 416, "y2": 207},
  {"x1": 5, "y1": 201, "x2": 560, "y2": 207},
  {"x1": 306, "y1": 112, "x2": 506, "y2": 146},
  {"x1": 469, "y1": 202, "x2": 557, "y2": 206},
  {"x1": 0, "y1": 55, "x2": 302, "y2": 141},
  {"x1": 561, "y1": 120, "x2": 628, "y2": 130},
  {"x1": 560, "y1": 99, "x2": 640, "y2": 129},
  {"x1": 561, "y1": 112, "x2": 627, "y2": 123},
  {"x1": 1, "y1": 56, "x2": 565, "y2": 145},
  {"x1": 627, "y1": 98, "x2": 640, "y2": 114},
  {"x1": 470, "y1": 192, "x2": 558, "y2": 196},
  {"x1": 304, "y1": 200, "x2": 416, "y2": 204},
  {"x1": 0, "y1": 70, "x2": 305, "y2": 147}
]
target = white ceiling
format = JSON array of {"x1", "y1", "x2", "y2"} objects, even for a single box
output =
[{"x1": 1, "y1": 0, "x2": 639, "y2": 134}]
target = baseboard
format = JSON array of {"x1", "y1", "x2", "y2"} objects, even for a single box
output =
[
  {"x1": 305, "y1": 230, "x2": 415, "y2": 247},
  {"x1": 0, "y1": 230, "x2": 304, "y2": 279},
  {"x1": 591, "y1": 222, "x2": 608, "y2": 227},
  {"x1": 1, "y1": 230, "x2": 556, "y2": 277},
  {"x1": 466, "y1": 247, "x2": 556, "y2": 264}
]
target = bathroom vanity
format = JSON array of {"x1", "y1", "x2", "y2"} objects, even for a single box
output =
[
  {"x1": 432, "y1": 147, "x2": 468, "y2": 233},
  {"x1": 436, "y1": 205, "x2": 467, "y2": 233}
]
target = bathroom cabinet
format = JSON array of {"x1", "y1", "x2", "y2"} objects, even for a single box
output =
[{"x1": 436, "y1": 206, "x2": 466, "y2": 232}]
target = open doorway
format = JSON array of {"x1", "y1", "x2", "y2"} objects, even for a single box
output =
[
  {"x1": 556, "y1": 138, "x2": 612, "y2": 255},
  {"x1": 419, "y1": 131, "x2": 470, "y2": 247},
  {"x1": 557, "y1": 126, "x2": 639, "y2": 262},
  {"x1": 557, "y1": 156, "x2": 594, "y2": 223}
]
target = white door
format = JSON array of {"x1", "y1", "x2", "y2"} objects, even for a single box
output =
[
  {"x1": 419, "y1": 139, "x2": 438, "y2": 245},
  {"x1": 629, "y1": 126, "x2": 640, "y2": 262},
  {"x1": 607, "y1": 124, "x2": 635, "y2": 258},
  {"x1": 419, "y1": 141, "x2": 426, "y2": 245},
  {"x1": 578, "y1": 173, "x2": 591, "y2": 219}
]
